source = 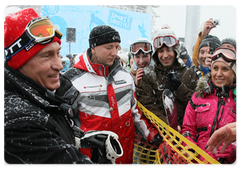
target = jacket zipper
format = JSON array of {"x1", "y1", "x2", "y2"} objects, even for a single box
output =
[{"x1": 210, "y1": 95, "x2": 225, "y2": 137}]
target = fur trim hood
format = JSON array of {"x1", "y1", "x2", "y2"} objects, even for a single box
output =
[{"x1": 195, "y1": 73, "x2": 212, "y2": 98}]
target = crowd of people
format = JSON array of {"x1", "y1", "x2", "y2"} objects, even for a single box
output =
[{"x1": 4, "y1": 8, "x2": 236, "y2": 164}]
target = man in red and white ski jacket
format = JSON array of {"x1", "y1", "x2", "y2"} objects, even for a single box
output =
[
  {"x1": 63, "y1": 25, "x2": 160, "y2": 164},
  {"x1": 64, "y1": 48, "x2": 159, "y2": 163}
]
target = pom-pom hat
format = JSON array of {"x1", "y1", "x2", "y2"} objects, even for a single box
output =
[{"x1": 4, "y1": 8, "x2": 61, "y2": 70}]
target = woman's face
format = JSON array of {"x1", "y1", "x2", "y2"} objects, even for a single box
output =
[
  {"x1": 157, "y1": 46, "x2": 175, "y2": 67},
  {"x1": 211, "y1": 61, "x2": 235, "y2": 87},
  {"x1": 199, "y1": 46, "x2": 209, "y2": 67},
  {"x1": 134, "y1": 52, "x2": 151, "y2": 68}
]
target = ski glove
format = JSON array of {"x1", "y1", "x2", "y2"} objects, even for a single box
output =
[
  {"x1": 76, "y1": 130, "x2": 123, "y2": 164},
  {"x1": 164, "y1": 71, "x2": 181, "y2": 92}
]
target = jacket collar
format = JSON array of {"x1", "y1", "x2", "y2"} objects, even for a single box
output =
[
  {"x1": 4, "y1": 65, "x2": 66, "y2": 108},
  {"x1": 74, "y1": 48, "x2": 121, "y2": 78}
]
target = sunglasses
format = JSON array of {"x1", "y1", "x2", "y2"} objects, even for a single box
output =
[
  {"x1": 153, "y1": 35, "x2": 177, "y2": 49},
  {"x1": 130, "y1": 42, "x2": 152, "y2": 55}
]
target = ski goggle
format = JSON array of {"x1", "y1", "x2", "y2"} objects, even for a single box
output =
[
  {"x1": 212, "y1": 47, "x2": 236, "y2": 63},
  {"x1": 5, "y1": 17, "x2": 62, "y2": 63},
  {"x1": 130, "y1": 43, "x2": 152, "y2": 55},
  {"x1": 153, "y1": 36, "x2": 177, "y2": 49},
  {"x1": 25, "y1": 16, "x2": 62, "y2": 44}
]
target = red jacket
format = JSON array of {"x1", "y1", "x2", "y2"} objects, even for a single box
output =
[{"x1": 64, "y1": 49, "x2": 158, "y2": 163}]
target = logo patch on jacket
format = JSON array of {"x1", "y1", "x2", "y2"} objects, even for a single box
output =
[{"x1": 114, "y1": 80, "x2": 127, "y2": 85}]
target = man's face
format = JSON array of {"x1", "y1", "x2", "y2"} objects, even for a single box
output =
[
  {"x1": 199, "y1": 46, "x2": 209, "y2": 67},
  {"x1": 19, "y1": 42, "x2": 63, "y2": 91},
  {"x1": 91, "y1": 42, "x2": 120, "y2": 66},
  {"x1": 157, "y1": 46, "x2": 176, "y2": 67}
]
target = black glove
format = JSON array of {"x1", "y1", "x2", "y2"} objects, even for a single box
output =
[
  {"x1": 164, "y1": 71, "x2": 181, "y2": 92},
  {"x1": 151, "y1": 134, "x2": 163, "y2": 146}
]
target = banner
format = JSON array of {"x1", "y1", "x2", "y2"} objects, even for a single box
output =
[{"x1": 41, "y1": 5, "x2": 151, "y2": 57}]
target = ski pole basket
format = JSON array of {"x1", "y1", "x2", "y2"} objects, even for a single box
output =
[{"x1": 133, "y1": 101, "x2": 220, "y2": 164}]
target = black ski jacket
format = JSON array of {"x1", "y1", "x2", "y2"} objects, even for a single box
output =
[{"x1": 4, "y1": 65, "x2": 92, "y2": 164}]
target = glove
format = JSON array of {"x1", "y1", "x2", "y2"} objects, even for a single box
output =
[
  {"x1": 151, "y1": 134, "x2": 163, "y2": 146},
  {"x1": 78, "y1": 131, "x2": 123, "y2": 164},
  {"x1": 164, "y1": 71, "x2": 181, "y2": 92},
  {"x1": 130, "y1": 67, "x2": 137, "y2": 79}
]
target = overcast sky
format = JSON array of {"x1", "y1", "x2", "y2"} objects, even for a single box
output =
[
  {"x1": 3, "y1": 3, "x2": 236, "y2": 42},
  {"x1": 153, "y1": 5, "x2": 236, "y2": 41}
]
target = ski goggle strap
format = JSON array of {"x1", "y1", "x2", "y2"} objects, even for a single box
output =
[
  {"x1": 4, "y1": 17, "x2": 62, "y2": 63},
  {"x1": 130, "y1": 42, "x2": 152, "y2": 55},
  {"x1": 153, "y1": 36, "x2": 177, "y2": 49},
  {"x1": 212, "y1": 47, "x2": 236, "y2": 62}
]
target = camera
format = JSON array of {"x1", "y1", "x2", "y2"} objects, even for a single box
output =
[{"x1": 213, "y1": 19, "x2": 220, "y2": 26}]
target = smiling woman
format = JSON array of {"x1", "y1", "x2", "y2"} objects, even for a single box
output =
[
  {"x1": 181, "y1": 47, "x2": 236, "y2": 164},
  {"x1": 211, "y1": 47, "x2": 236, "y2": 88}
]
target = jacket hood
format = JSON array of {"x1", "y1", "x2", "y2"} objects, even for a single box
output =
[
  {"x1": 131, "y1": 54, "x2": 154, "y2": 70},
  {"x1": 152, "y1": 25, "x2": 184, "y2": 67},
  {"x1": 152, "y1": 44, "x2": 185, "y2": 68}
]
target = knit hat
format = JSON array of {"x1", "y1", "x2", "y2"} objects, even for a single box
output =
[
  {"x1": 211, "y1": 47, "x2": 236, "y2": 75},
  {"x1": 221, "y1": 38, "x2": 236, "y2": 50},
  {"x1": 4, "y1": 8, "x2": 61, "y2": 70},
  {"x1": 199, "y1": 35, "x2": 221, "y2": 52},
  {"x1": 89, "y1": 25, "x2": 121, "y2": 48}
]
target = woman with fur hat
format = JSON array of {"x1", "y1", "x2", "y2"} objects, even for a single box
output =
[
  {"x1": 182, "y1": 47, "x2": 236, "y2": 163},
  {"x1": 136, "y1": 25, "x2": 199, "y2": 129}
]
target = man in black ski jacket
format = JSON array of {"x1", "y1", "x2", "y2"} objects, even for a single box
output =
[{"x1": 4, "y1": 8, "x2": 92, "y2": 164}]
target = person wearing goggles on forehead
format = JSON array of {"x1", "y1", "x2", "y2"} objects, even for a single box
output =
[
  {"x1": 129, "y1": 38, "x2": 154, "y2": 85},
  {"x1": 136, "y1": 25, "x2": 199, "y2": 130},
  {"x1": 182, "y1": 47, "x2": 236, "y2": 164},
  {"x1": 202, "y1": 38, "x2": 237, "y2": 77},
  {"x1": 4, "y1": 8, "x2": 95, "y2": 164}
]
